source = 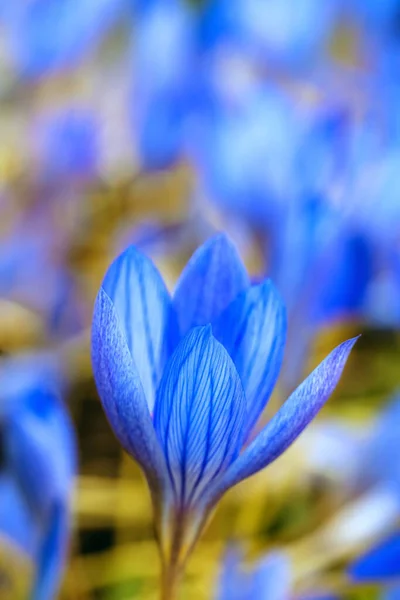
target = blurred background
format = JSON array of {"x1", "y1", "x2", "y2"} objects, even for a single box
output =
[{"x1": 0, "y1": 0, "x2": 400, "y2": 598}]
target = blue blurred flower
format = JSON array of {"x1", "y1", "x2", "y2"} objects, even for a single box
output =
[
  {"x1": 360, "y1": 396, "x2": 400, "y2": 489},
  {"x1": 200, "y1": 0, "x2": 339, "y2": 67},
  {"x1": 216, "y1": 548, "x2": 291, "y2": 600},
  {"x1": 0, "y1": 0, "x2": 128, "y2": 78},
  {"x1": 194, "y1": 83, "x2": 303, "y2": 223},
  {"x1": 349, "y1": 532, "x2": 400, "y2": 581},
  {"x1": 91, "y1": 233, "x2": 357, "y2": 570},
  {"x1": 216, "y1": 547, "x2": 337, "y2": 600},
  {"x1": 32, "y1": 107, "x2": 100, "y2": 182},
  {"x1": 350, "y1": 0, "x2": 400, "y2": 30},
  {"x1": 131, "y1": 0, "x2": 197, "y2": 170},
  {"x1": 0, "y1": 228, "x2": 83, "y2": 338},
  {"x1": 0, "y1": 355, "x2": 76, "y2": 600}
]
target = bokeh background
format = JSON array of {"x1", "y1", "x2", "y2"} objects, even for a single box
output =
[{"x1": 1, "y1": 1, "x2": 400, "y2": 598}]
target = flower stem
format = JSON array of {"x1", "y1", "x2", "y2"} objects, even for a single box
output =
[
  {"x1": 159, "y1": 511, "x2": 186, "y2": 600},
  {"x1": 160, "y1": 560, "x2": 182, "y2": 600}
]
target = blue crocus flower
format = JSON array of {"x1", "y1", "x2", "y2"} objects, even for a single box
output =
[
  {"x1": 0, "y1": 0, "x2": 128, "y2": 78},
  {"x1": 91, "y1": 234, "x2": 358, "y2": 584},
  {"x1": 0, "y1": 355, "x2": 76, "y2": 600}
]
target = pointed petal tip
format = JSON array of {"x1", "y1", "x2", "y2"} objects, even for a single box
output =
[
  {"x1": 206, "y1": 332, "x2": 359, "y2": 501},
  {"x1": 335, "y1": 334, "x2": 360, "y2": 355},
  {"x1": 204, "y1": 231, "x2": 244, "y2": 257},
  {"x1": 173, "y1": 233, "x2": 249, "y2": 334}
]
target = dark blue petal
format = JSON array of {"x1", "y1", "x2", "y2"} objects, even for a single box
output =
[
  {"x1": 213, "y1": 279, "x2": 286, "y2": 439},
  {"x1": 32, "y1": 503, "x2": 70, "y2": 600},
  {"x1": 173, "y1": 235, "x2": 249, "y2": 336},
  {"x1": 153, "y1": 326, "x2": 246, "y2": 509},
  {"x1": 348, "y1": 533, "x2": 400, "y2": 581},
  {"x1": 209, "y1": 337, "x2": 358, "y2": 498},
  {"x1": 91, "y1": 288, "x2": 168, "y2": 491},
  {"x1": 102, "y1": 245, "x2": 178, "y2": 412}
]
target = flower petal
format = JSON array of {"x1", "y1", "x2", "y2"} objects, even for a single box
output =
[
  {"x1": 213, "y1": 279, "x2": 286, "y2": 438},
  {"x1": 153, "y1": 326, "x2": 246, "y2": 509},
  {"x1": 91, "y1": 288, "x2": 168, "y2": 492},
  {"x1": 173, "y1": 234, "x2": 249, "y2": 336},
  {"x1": 251, "y1": 552, "x2": 292, "y2": 600},
  {"x1": 102, "y1": 245, "x2": 178, "y2": 411},
  {"x1": 216, "y1": 548, "x2": 247, "y2": 600},
  {"x1": 32, "y1": 503, "x2": 70, "y2": 600},
  {"x1": 6, "y1": 394, "x2": 75, "y2": 518},
  {"x1": 208, "y1": 337, "x2": 358, "y2": 500},
  {"x1": 348, "y1": 533, "x2": 400, "y2": 581},
  {"x1": 0, "y1": 474, "x2": 40, "y2": 560}
]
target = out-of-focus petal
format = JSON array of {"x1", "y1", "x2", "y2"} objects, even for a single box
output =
[
  {"x1": 348, "y1": 533, "x2": 400, "y2": 581},
  {"x1": 208, "y1": 337, "x2": 358, "y2": 499},
  {"x1": 251, "y1": 552, "x2": 292, "y2": 600},
  {"x1": 91, "y1": 288, "x2": 168, "y2": 492},
  {"x1": 101, "y1": 245, "x2": 178, "y2": 412},
  {"x1": 0, "y1": 474, "x2": 40, "y2": 560},
  {"x1": 173, "y1": 235, "x2": 249, "y2": 336},
  {"x1": 201, "y1": 0, "x2": 338, "y2": 65},
  {"x1": 132, "y1": 0, "x2": 195, "y2": 170},
  {"x1": 153, "y1": 326, "x2": 246, "y2": 509},
  {"x1": 383, "y1": 586, "x2": 400, "y2": 600},
  {"x1": 32, "y1": 503, "x2": 69, "y2": 600},
  {"x1": 1, "y1": 0, "x2": 128, "y2": 78},
  {"x1": 213, "y1": 279, "x2": 286, "y2": 438},
  {"x1": 6, "y1": 394, "x2": 75, "y2": 518},
  {"x1": 216, "y1": 547, "x2": 246, "y2": 600}
]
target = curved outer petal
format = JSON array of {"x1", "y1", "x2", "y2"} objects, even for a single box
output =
[
  {"x1": 173, "y1": 234, "x2": 249, "y2": 336},
  {"x1": 213, "y1": 279, "x2": 287, "y2": 438},
  {"x1": 91, "y1": 288, "x2": 168, "y2": 492},
  {"x1": 101, "y1": 245, "x2": 178, "y2": 412},
  {"x1": 348, "y1": 533, "x2": 400, "y2": 581},
  {"x1": 153, "y1": 326, "x2": 246, "y2": 509},
  {"x1": 206, "y1": 337, "x2": 358, "y2": 503}
]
